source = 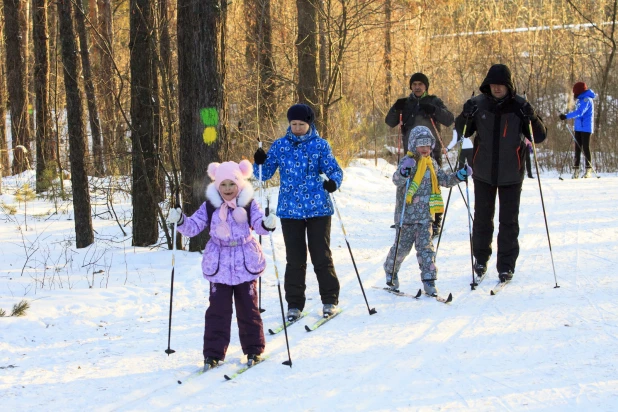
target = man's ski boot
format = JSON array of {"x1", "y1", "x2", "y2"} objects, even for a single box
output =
[
  {"x1": 474, "y1": 262, "x2": 487, "y2": 277},
  {"x1": 323, "y1": 304, "x2": 337, "y2": 318},
  {"x1": 203, "y1": 356, "x2": 220, "y2": 372},
  {"x1": 247, "y1": 354, "x2": 262, "y2": 367},
  {"x1": 423, "y1": 280, "x2": 438, "y2": 296},
  {"x1": 499, "y1": 271, "x2": 514, "y2": 282},
  {"x1": 572, "y1": 167, "x2": 580, "y2": 179},
  {"x1": 583, "y1": 168, "x2": 592, "y2": 178},
  {"x1": 286, "y1": 308, "x2": 301, "y2": 322}
]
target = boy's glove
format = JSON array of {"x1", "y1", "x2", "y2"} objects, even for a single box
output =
[
  {"x1": 323, "y1": 179, "x2": 338, "y2": 193},
  {"x1": 520, "y1": 102, "x2": 536, "y2": 119},
  {"x1": 399, "y1": 157, "x2": 416, "y2": 177},
  {"x1": 254, "y1": 148, "x2": 267, "y2": 165},
  {"x1": 168, "y1": 207, "x2": 184, "y2": 225},
  {"x1": 456, "y1": 165, "x2": 473, "y2": 181},
  {"x1": 262, "y1": 213, "x2": 277, "y2": 231},
  {"x1": 558, "y1": 113, "x2": 567, "y2": 121},
  {"x1": 462, "y1": 100, "x2": 478, "y2": 118},
  {"x1": 419, "y1": 102, "x2": 436, "y2": 115}
]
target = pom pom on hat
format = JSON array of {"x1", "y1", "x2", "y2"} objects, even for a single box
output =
[{"x1": 573, "y1": 82, "x2": 588, "y2": 98}]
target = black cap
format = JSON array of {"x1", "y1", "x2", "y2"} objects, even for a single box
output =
[
  {"x1": 287, "y1": 104, "x2": 315, "y2": 124},
  {"x1": 409, "y1": 73, "x2": 430, "y2": 90}
]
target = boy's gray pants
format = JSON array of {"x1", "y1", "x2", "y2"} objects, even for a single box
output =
[{"x1": 384, "y1": 221, "x2": 437, "y2": 283}]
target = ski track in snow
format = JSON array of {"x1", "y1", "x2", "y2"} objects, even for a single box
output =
[{"x1": 1, "y1": 162, "x2": 618, "y2": 411}]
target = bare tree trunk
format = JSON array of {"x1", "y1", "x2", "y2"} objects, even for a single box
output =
[
  {"x1": 58, "y1": 0, "x2": 94, "y2": 248},
  {"x1": 295, "y1": 0, "x2": 320, "y2": 121},
  {"x1": 97, "y1": 0, "x2": 117, "y2": 174},
  {"x1": 130, "y1": 0, "x2": 161, "y2": 246},
  {"x1": 0, "y1": 14, "x2": 9, "y2": 174},
  {"x1": 33, "y1": 0, "x2": 54, "y2": 193},
  {"x1": 75, "y1": 0, "x2": 104, "y2": 176},
  {"x1": 384, "y1": 0, "x2": 392, "y2": 107},
  {"x1": 3, "y1": 0, "x2": 31, "y2": 174},
  {"x1": 318, "y1": 0, "x2": 328, "y2": 137},
  {"x1": 178, "y1": 0, "x2": 226, "y2": 252}
]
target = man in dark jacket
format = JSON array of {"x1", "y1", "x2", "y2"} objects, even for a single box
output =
[
  {"x1": 455, "y1": 64, "x2": 546, "y2": 283},
  {"x1": 385, "y1": 72, "x2": 454, "y2": 236}
]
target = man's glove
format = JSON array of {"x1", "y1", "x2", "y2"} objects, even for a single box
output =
[
  {"x1": 456, "y1": 165, "x2": 473, "y2": 181},
  {"x1": 559, "y1": 113, "x2": 567, "y2": 121},
  {"x1": 393, "y1": 98, "x2": 407, "y2": 111},
  {"x1": 419, "y1": 102, "x2": 436, "y2": 115},
  {"x1": 399, "y1": 157, "x2": 416, "y2": 177},
  {"x1": 520, "y1": 102, "x2": 536, "y2": 119},
  {"x1": 254, "y1": 148, "x2": 267, "y2": 165},
  {"x1": 168, "y1": 207, "x2": 184, "y2": 225},
  {"x1": 323, "y1": 179, "x2": 337, "y2": 193},
  {"x1": 462, "y1": 99, "x2": 478, "y2": 118},
  {"x1": 262, "y1": 213, "x2": 277, "y2": 231}
]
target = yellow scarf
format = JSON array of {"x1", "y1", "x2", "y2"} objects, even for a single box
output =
[{"x1": 405, "y1": 152, "x2": 444, "y2": 215}]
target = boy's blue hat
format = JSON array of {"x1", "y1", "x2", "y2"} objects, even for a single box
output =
[{"x1": 287, "y1": 104, "x2": 315, "y2": 125}]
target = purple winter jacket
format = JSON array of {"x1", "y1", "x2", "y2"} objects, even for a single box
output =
[{"x1": 176, "y1": 183, "x2": 270, "y2": 285}]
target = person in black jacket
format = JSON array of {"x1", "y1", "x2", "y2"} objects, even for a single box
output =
[
  {"x1": 385, "y1": 72, "x2": 454, "y2": 237},
  {"x1": 455, "y1": 64, "x2": 546, "y2": 282}
]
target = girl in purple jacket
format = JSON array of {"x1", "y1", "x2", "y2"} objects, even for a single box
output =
[{"x1": 167, "y1": 160, "x2": 276, "y2": 371}]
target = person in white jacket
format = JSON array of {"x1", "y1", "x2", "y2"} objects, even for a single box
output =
[{"x1": 446, "y1": 129, "x2": 473, "y2": 168}]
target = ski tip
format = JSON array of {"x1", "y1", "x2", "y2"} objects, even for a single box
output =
[
  {"x1": 304, "y1": 325, "x2": 312, "y2": 332},
  {"x1": 446, "y1": 293, "x2": 453, "y2": 303},
  {"x1": 414, "y1": 289, "x2": 422, "y2": 299},
  {"x1": 224, "y1": 375, "x2": 232, "y2": 381},
  {"x1": 268, "y1": 329, "x2": 275, "y2": 335}
]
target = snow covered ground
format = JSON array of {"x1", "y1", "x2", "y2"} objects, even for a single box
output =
[{"x1": 1, "y1": 160, "x2": 617, "y2": 411}]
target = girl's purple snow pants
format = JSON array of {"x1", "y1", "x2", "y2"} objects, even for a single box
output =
[{"x1": 203, "y1": 280, "x2": 265, "y2": 361}]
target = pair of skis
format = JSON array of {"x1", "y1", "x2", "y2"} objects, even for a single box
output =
[
  {"x1": 267, "y1": 308, "x2": 343, "y2": 335},
  {"x1": 372, "y1": 286, "x2": 453, "y2": 304},
  {"x1": 471, "y1": 272, "x2": 510, "y2": 295}
]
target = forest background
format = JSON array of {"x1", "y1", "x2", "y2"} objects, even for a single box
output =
[{"x1": 0, "y1": 0, "x2": 616, "y2": 251}]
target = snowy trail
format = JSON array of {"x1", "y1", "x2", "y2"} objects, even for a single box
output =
[{"x1": 2, "y1": 161, "x2": 618, "y2": 411}]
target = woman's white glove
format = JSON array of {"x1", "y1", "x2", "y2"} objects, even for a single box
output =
[
  {"x1": 168, "y1": 207, "x2": 183, "y2": 225},
  {"x1": 262, "y1": 213, "x2": 277, "y2": 231}
]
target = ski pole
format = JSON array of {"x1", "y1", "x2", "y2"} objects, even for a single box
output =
[
  {"x1": 463, "y1": 159, "x2": 476, "y2": 290},
  {"x1": 524, "y1": 93, "x2": 560, "y2": 289},
  {"x1": 389, "y1": 177, "x2": 412, "y2": 290},
  {"x1": 265, "y1": 196, "x2": 293, "y2": 367},
  {"x1": 565, "y1": 124, "x2": 600, "y2": 179},
  {"x1": 257, "y1": 138, "x2": 266, "y2": 313},
  {"x1": 397, "y1": 113, "x2": 402, "y2": 163},
  {"x1": 434, "y1": 184, "x2": 453, "y2": 259},
  {"x1": 325, "y1": 179, "x2": 376, "y2": 315},
  {"x1": 165, "y1": 189, "x2": 180, "y2": 355},
  {"x1": 429, "y1": 117, "x2": 473, "y2": 222}
]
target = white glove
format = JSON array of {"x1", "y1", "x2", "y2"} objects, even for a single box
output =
[
  {"x1": 168, "y1": 207, "x2": 183, "y2": 225},
  {"x1": 262, "y1": 213, "x2": 277, "y2": 230}
]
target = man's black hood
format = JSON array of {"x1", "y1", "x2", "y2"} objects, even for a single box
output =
[{"x1": 479, "y1": 64, "x2": 516, "y2": 97}]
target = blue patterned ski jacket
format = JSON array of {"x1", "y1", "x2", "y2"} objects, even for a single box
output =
[
  {"x1": 566, "y1": 89, "x2": 595, "y2": 133},
  {"x1": 256, "y1": 125, "x2": 343, "y2": 219}
]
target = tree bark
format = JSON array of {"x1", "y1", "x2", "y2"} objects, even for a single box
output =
[
  {"x1": 130, "y1": 0, "x2": 161, "y2": 246},
  {"x1": 384, "y1": 0, "x2": 392, "y2": 107},
  {"x1": 295, "y1": 0, "x2": 320, "y2": 120},
  {"x1": 0, "y1": 14, "x2": 9, "y2": 174},
  {"x1": 33, "y1": 0, "x2": 55, "y2": 193},
  {"x1": 58, "y1": 0, "x2": 94, "y2": 248},
  {"x1": 178, "y1": 0, "x2": 226, "y2": 252},
  {"x1": 75, "y1": 0, "x2": 104, "y2": 176},
  {"x1": 3, "y1": 0, "x2": 31, "y2": 174}
]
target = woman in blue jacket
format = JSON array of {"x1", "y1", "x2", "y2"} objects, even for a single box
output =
[
  {"x1": 559, "y1": 82, "x2": 596, "y2": 178},
  {"x1": 254, "y1": 104, "x2": 344, "y2": 321}
]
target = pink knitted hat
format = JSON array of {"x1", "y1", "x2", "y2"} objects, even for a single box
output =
[{"x1": 207, "y1": 160, "x2": 253, "y2": 192}]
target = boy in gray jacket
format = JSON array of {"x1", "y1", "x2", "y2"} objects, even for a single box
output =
[{"x1": 384, "y1": 126, "x2": 471, "y2": 296}]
